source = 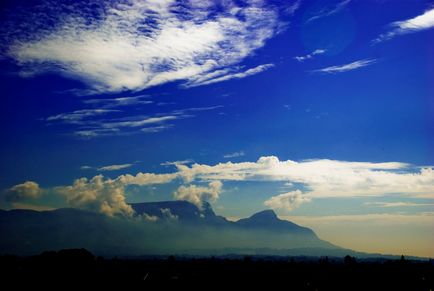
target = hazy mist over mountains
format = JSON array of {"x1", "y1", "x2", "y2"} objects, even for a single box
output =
[{"x1": 0, "y1": 201, "x2": 345, "y2": 257}]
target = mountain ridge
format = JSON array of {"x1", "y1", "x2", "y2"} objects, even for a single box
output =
[{"x1": 1, "y1": 200, "x2": 341, "y2": 256}]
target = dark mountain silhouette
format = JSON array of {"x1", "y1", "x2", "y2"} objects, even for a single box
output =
[
  {"x1": 0, "y1": 201, "x2": 365, "y2": 257},
  {"x1": 236, "y1": 209, "x2": 315, "y2": 235}
]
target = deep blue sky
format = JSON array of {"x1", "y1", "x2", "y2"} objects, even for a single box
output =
[{"x1": 0, "y1": 0, "x2": 433, "y2": 256}]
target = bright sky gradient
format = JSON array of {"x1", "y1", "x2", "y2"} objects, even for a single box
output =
[{"x1": 0, "y1": 0, "x2": 433, "y2": 257}]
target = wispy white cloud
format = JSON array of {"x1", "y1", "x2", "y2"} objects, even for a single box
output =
[
  {"x1": 74, "y1": 128, "x2": 121, "y2": 138},
  {"x1": 83, "y1": 95, "x2": 152, "y2": 108},
  {"x1": 294, "y1": 49, "x2": 326, "y2": 62},
  {"x1": 223, "y1": 151, "x2": 245, "y2": 159},
  {"x1": 364, "y1": 201, "x2": 434, "y2": 208},
  {"x1": 186, "y1": 64, "x2": 274, "y2": 87},
  {"x1": 373, "y1": 7, "x2": 434, "y2": 43},
  {"x1": 101, "y1": 115, "x2": 180, "y2": 129},
  {"x1": 312, "y1": 59, "x2": 377, "y2": 74},
  {"x1": 171, "y1": 105, "x2": 224, "y2": 115},
  {"x1": 47, "y1": 105, "x2": 222, "y2": 138},
  {"x1": 71, "y1": 115, "x2": 181, "y2": 138},
  {"x1": 284, "y1": 0, "x2": 302, "y2": 16},
  {"x1": 46, "y1": 109, "x2": 119, "y2": 124},
  {"x1": 5, "y1": 0, "x2": 288, "y2": 93},
  {"x1": 306, "y1": 0, "x2": 351, "y2": 23},
  {"x1": 97, "y1": 163, "x2": 133, "y2": 172},
  {"x1": 140, "y1": 125, "x2": 173, "y2": 133}
]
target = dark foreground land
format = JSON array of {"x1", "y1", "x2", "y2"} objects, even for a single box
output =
[{"x1": 0, "y1": 249, "x2": 433, "y2": 289}]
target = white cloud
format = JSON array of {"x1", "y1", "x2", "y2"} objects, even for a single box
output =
[
  {"x1": 171, "y1": 105, "x2": 224, "y2": 115},
  {"x1": 140, "y1": 125, "x2": 173, "y2": 133},
  {"x1": 312, "y1": 59, "x2": 376, "y2": 74},
  {"x1": 223, "y1": 151, "x2": 245, "y2": 159},
  {"x1": 74, "y1": 128, "x2": 121, "y2": 138},
  {"x1": 176, "y1": 156, "x2": 434, "y2": 198},
  {"x1": 80, "y1": 165, "x2": 92, "y2": 170},
  {"x1": 160, "y1": 208, "x2": 178, "y2": 221},
  {"x1": 185, "y1": 64, "x2": 274, "y2": 87},
  {"x1": 56, "y1": 171, "x2": 178, "y2": 217},
  {"x1": 7, "y1": 181, "x2": 43, "y2": 202},
  {"x1": 97, "y1": 164, "x2": 133, "y2": 171},
  {"x1": 46, "y1": 109, "x2": 118, "y2": 124},
  {"x1": 173, "y1": 181, "x2": 223, "y2": 208},
  {"x1": 264, "y1": 190, "x2": 311, "y2": 212},
  {"x1": 83, "y1": 95, "x2": 152, "y2": 108},
  {"x1": 141, "y1": 213, "x2": 159, "y2": 222},
  {"x1": 101, "y1": 116, "x2": 180, "y2": 129},
  {"x1": 56, "y1": 175, "x2": 134, "y2": 217},
  {"x1": 374, "y1": 7, "x2": 434, "y2": 43},
  {"x1": 6, "y1": 0, "x2": 286, "y2": 93},
  {"x1": 294, "y1": 49, "x2": 326, "y2": 62},
  {"x1": 364, "y1": 201, "x2": 434, "y2": 208},
  {"x1": 49, "y1": 105, "x2": 222, "y2": 138},
  {"x1": 7, "y1": 156, "x2": 433, "y2": 217},
  {"x1": 306, "y1": 0, "x2": 351, "y2": 23},
  {"x1": 117, "y1": 173, "x2": 178, "y2": 187},
  {"x1": 285, "y1": 0, "x2": 302, "y2": 16},
  {"x1": 161, "y1": 159, "x2": 194, "y2": 166}
]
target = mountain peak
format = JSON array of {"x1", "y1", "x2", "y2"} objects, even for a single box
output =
[
  {"x1": 249, "y1": 209, "x2": 278, "y2": 220},
  {"x1": 201, "y1": 201, "x2": 215, "y2": 217}
]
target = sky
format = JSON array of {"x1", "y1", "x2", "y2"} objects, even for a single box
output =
[{"x1": 0, "y1": 0, "x2": 433, "y2": 257}]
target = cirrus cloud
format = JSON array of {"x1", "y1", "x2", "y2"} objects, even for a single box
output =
[
  {"x1": 311, "y1": 59, "x2": 377, "y2": 74},
  {"x1": 5, "y1": 0, "x2": 287, "y2": 93},
  {"x1": 373, "y1": 7, "x2": 434, "y2": 43}
]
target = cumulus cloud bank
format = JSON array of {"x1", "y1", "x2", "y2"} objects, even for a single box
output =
[
  {"x1": 176, "y1": 156, "x2": 434, "y2": 198},
  {"x1": 174, "y1": 181, "x2": 223, "y2": 208},
  {"x1": 264, "y1": 190, "x2": 311, "y2": 211},
  {"x1": 5, "y1": 0, "x2": 287, "y2": 93},
  {"x1": 55, "y1": 171, "x2": 178, "y2": 217},
  {"x1": 6, "y1": 156, "x2": 434, "y2": 215},
  {"x1": 56, "y1": 175, "x2": 134, "y2": 217}
]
